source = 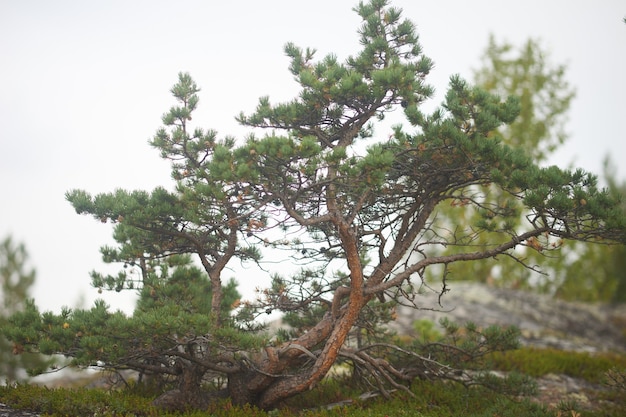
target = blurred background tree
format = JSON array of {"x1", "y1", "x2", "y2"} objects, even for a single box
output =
[
  {"x1": 474, "y1": 35, "x2": 575, "y2": 162},
  {"x1": 0, "y1": 236, "x2": 53, "y2": 381},
  {"x1": 432, "y1": 36, "x2": 576, "y2": 290},
  {"x1": 434, "y1": 35, "x2": 626, "y2": 304}
]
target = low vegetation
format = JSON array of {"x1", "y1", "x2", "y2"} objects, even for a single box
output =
[
  {"x1": 489, "y1": 347, "x2": 626, "y2": 382},
  {"x1": 1, "y1": 345, "x2": 625, "y2": 416}
]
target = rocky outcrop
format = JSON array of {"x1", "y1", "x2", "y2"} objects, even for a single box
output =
[
  {"x1": 393, "y1": 282, "x2": 626, "y2": 352},
  {"x1": 0, "y1": 403, "x2": 39, "y2": 417}
]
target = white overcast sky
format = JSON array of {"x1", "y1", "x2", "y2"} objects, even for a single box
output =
[{"x1": 1, "y1": 1, "x2": 625, "y2": 314}]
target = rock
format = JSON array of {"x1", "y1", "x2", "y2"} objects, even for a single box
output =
[
  {"x1": 0, "y1": 403, "x2": 40, "y2": 417},
  {"x1": 393, "y1": 282, "x2": 626, "y2": 352}
]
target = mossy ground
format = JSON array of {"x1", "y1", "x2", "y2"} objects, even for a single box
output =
[{"x1": 1, "y1": 347, "x2": 624, "y2": 417}]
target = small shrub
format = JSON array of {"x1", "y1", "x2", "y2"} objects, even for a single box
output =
[
  {"x1": 605, "y1": 367, "x2": 626, "y2": 391},
  {"x1": 412, "y1": 319, "x2": 442, "y2": 343}
]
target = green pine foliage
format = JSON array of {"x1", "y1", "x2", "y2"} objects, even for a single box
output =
[
  {"x1": 4, "y1": 263, "x2": 255, "y2": 377},
  {"x1": 549, "y1": 159, "x2": 626, "y2": 302}
]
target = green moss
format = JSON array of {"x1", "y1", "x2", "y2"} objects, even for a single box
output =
[
  {"x1": 281, "y1": 377, "x2": 361, "y2": 411},
  {"x1": 293, "y1": 381, "x2": 552, "y2": 417},
  {"x1": 1, "y1": 381, "x2": 537, "y2": 417},
  {"x1": 0, "y1": 384, "x2": 158, "y2": 416},
  {"x1": 488, "y1": 347, "x2": 626, "y2": 382}
]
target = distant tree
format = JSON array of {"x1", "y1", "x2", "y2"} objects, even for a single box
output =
[
  {"x1": 474, "y1": 35, "x2": 575, "y2": 162},
  {"x1": 432, "y1": 36, "x2": 576, "y2": 288},
  {"x1": 3, "y1": 0, "x2": 625, "y2": 411},
  {"x1": 0, "y1": 236, "x2": 52, "y2": 380}
]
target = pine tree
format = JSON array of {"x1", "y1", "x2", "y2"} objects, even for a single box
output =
[
  {"x1": 3, "y1": 0, "x2": 625, "y2": 411},
  {"x1": 0, "y1": 236, "x2": 52, "y2": 381},
  {"x1": 474, "y1": 36, "x2": 575, "y2": 162}
]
